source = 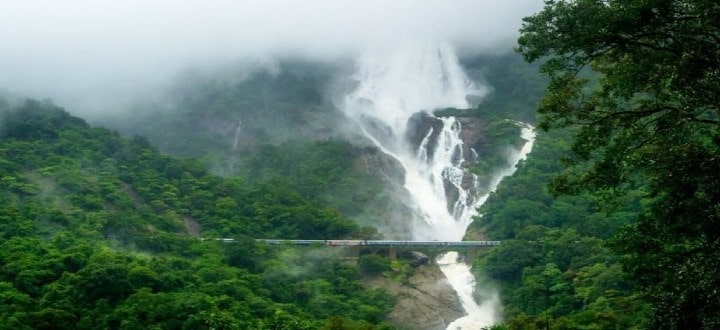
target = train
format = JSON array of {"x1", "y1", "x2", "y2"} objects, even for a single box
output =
[{"x1": 252, "y1": 239, "x2": 501, "y2": 247}]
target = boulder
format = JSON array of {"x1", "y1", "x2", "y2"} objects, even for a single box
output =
[
  {"x1": 365, "y1": 264, "x2": 465, "y2": 330},
  {"x1": 405, "y1": 112, "x2": 443, "y2": 159}
]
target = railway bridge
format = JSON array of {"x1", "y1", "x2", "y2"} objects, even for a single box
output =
[{"x1": 208, "y1": 239, "x2": 502, "y2": 262}]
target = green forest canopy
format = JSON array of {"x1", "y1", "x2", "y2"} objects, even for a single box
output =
[
  {"x1": 517, "y1": 0, "x2": 720, "y2": 328},
  {"x1": 0, "y1": 99, "x2": 394, "y2": 329}
]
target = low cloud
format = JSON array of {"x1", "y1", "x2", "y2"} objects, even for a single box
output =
[{"x1": 0, "y1": 0, "x2": 542, "y2": 114}]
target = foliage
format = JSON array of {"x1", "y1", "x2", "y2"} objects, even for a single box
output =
[
  {"x1": 518, "y1": 0, "x2": 720, "y2": 327},
  {"x1": 463, "y1": 52, "x2": 547, "y2": 123},
  {"x1": 471, "y1": 129, "x2": 649, "y2": 327},
  {"x1": 357, "y1": 253, "x2": 391, "y2": 276},
  {"x1": 0, "y1": 100, "x2": 394, "y2": 328},
  {"x1": 236, "y1": 140, "x2": 387, "y2": 230},
  {"x1": 98, "y1": 60, "x2": 340, "y2": 159},
  {"x1": 471, "y1": 118, "x2": 527, "y2": 175},
  {"x1": 96, "y1": 59, "x2": 396, "y2": 236}
]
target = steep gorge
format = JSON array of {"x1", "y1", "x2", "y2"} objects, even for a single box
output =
[{"x1": 93, "y1": 53, "x2": 537, "y2": 329}]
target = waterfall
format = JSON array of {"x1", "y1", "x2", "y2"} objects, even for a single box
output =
[
  {"x1": 232, "y1": 119, "x2": 242, "y2": 150},
  {"x1": 438, "y1": 252, "x2": 501, "y2": 329},
  {"x1": 341, "y1": 43, "x2": 535, "y2": 329}
]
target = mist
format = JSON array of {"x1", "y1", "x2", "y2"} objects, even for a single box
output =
[{"x1": 1, "y1": 0, "x2": 542, "y2": 115}]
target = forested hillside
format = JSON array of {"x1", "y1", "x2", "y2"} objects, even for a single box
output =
[
  {"x1": 51, "y1": 52, "x2": 650, "y2": 329},
  {"x1": 99, "y1": 60, "x2": 345, "y2": 160},
  {"x1": 514, "y1": 0, "x2": 720, "y2": 328},
  {"x1": 470, "y1": 129, "x2": 649, "y2": 328},
  {"x1": 95, "y1": 54, "x2": 543, "y2": 238},
  {"x1": 0, "y1": 99, "x2": 393, "y2": 329},
  {"x1": 0, "y1": 53, "x2": 555, "y2": 329}
]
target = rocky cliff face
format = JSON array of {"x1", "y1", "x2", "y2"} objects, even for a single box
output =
[
  {"x1": 405, "y1": 112, "x2": 490, "y2": 165},
  {"x1": 353, "y1": 147, "x2": 418, "y2": 240},
  {"x1": 456, "y1": 116, "x2": 491, "y2": 162},
  {"x1": 349, "y1": 111, "x2": 521, "y2": 239},
  {"x1": 365, "y1": 264, "x2": 466, "y2": 330},
  {"x1": 405, "y1": 112, "x2": 445, "y2": 161},
  {"x1": 404, "y1": 112, "x2": 495, "y2": 213},
  {"x1": 338, "y1": 112, "x2": 517, "y2": 327}
]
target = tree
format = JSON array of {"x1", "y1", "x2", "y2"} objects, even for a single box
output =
[
  {"x1": 0, "y1": 282, "x2": 32, "y2": 328},
  {"x1": 518, "y1": 0, "x2": 720, "y2": 327},
  {"x1": 357, "y1": 253, "x2": 391, "y2": 276},
  {"x1": 73, "y1": 250, "x2": 133, "y2": 303},
  {"x1": 0, "y1": 100, "x2": 395, "y2": 328}
]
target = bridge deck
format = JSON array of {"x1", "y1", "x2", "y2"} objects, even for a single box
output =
[{"x1": 242, "y1": 239, "x2": 501, "y2": 248}]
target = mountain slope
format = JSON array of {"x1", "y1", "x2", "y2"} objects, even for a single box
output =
[{"x1": 0, "y1": 99, "x2": 393, "y2": 329}]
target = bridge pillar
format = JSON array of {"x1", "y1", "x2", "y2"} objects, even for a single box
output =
[
  {"x1": 428, "y1": 252, "x2": 439, "y2": 264},
  {"x1": 465, "y1": 249, "x2": 480, "y2": 263},
  {"x1": 339, "y1": 246, "x2": 361, "y2": 260},
  {"x1": 388, "y1": 247, "x2": 397, "y2": 260}
]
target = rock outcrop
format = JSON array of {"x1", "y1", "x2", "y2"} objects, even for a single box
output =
[
  {"x1": 455, "y1": 116, "x2": 490, "y2": 162},
  {"x1": 353, "y1": 147, "x2": 418, "y2": 240},
  {"x1": 404, "y1": 112, "x2": 494, "y2": 213},
  {"x1": 365, "y1": 264, "x2": 466, "y2": 330},
  {"x1": 406, "y1": 112, "x2": 444, "y2": 159},
  {"x1": 405, "y1": 112, "x2": 490, "y2": 165}
]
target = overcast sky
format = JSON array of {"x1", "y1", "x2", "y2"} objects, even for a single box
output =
[{"x1": 0, "y1": 0, "x2": 542, "y2": 114}]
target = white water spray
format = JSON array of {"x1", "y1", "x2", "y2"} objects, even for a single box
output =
[
  {"x1": 341, "y1": 44, "x2": 535, "y2": 329},
  {"x1": 438, "y1": 252, "x2": 502, "y2": 329}
]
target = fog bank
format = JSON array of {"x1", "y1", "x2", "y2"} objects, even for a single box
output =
[{"x1": 0, "y1": 0, "x2": 542, "y2": 114}]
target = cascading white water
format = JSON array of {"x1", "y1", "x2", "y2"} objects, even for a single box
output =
[
  {"x1": 438, "y1": 252, "x2": 501, "y2": 329},
  {"x1": 343, "y1": 43, "x2": 485, "y2": 241},
  {"x1": 341, "y1": 43, "x2": 535, "y2": 329},
  {"x1": 439, "y1": 126, "x2": 535, "y2": 330},
  {"x1": 232, "y1": 119, "x2": 242, "y2": 150}
]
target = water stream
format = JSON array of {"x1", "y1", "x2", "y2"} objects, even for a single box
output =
[
  {"x1": 232, "y1": 119, "x2": 242, "y2": 150},
  {"x1": 341, "y1": 44, "x2": 535, "y2": 329}
]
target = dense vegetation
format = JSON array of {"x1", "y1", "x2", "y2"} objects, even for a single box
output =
[
  {"x1": 95, "y1": 59, "x2": 411, "y2": 234},
  {"x1": 515, "y1": 0, "x2": 720, "y2": 328},
  {"x1": 91, "y1": 52, "x2": 658, "y2": 328},
  {"x1": 0, "y1": 99, "x2": 394, "y2": 329},
  {"x1": 235, "y1": 141, "x2": 391, "y2": 233},
  {"x1": 99, "y1": 60, "x2": 343, "y2": 160},
  {"x1": 471, "y1": 129, "x2": 649, "y2": 328},
  {"x1": 5, "y1": 26, "x2": 715, "y2": 328},
  {"x1": 462, "y1": 52, "x2": 547, "y2": 123},
  {"x1": 439, "y1": 52, "x2": 657, "y2": 328}
]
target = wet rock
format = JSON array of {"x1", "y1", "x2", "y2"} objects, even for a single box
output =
[
  {"x1": 353, "y1": 147, "x2": 417, "y2": 240},
  {"x1": 405, "y1": 112, "x2": 443, "y2": 158},
  {"x1": 455, "y1": 116, "x2": 489, "y2": 162},
  {"x1": 355, "y1": 147, "x2": 406, "y2": 183},
  {"x1": 366, "y1": 265, "x2": 465, "y2": 330}
]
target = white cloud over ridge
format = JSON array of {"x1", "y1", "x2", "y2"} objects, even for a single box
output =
[{"x1": 0, "y1": 0, "x2": 542, "y2": 113}]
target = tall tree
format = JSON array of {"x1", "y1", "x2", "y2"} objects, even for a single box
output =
[{"x1": 517, "y1": 0, "x2": 720, "y2": 328}]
